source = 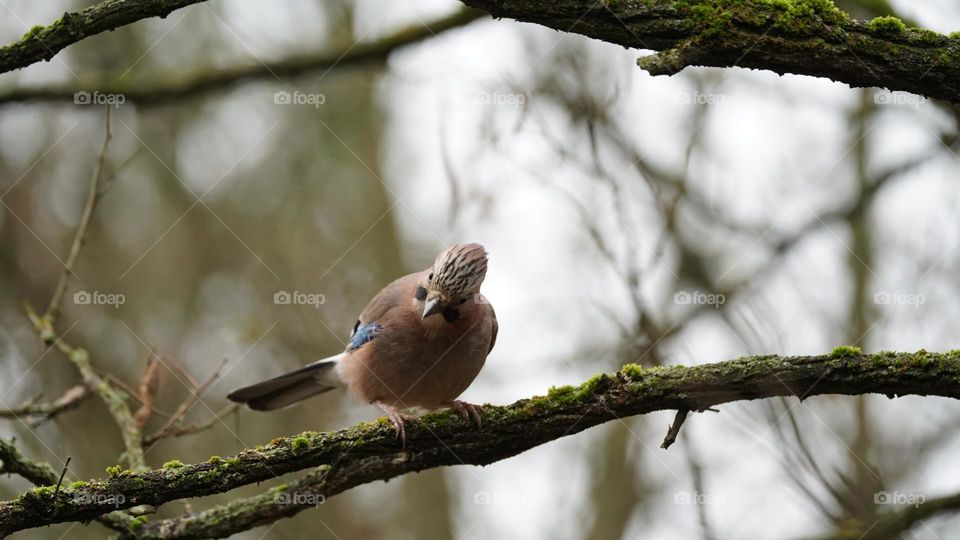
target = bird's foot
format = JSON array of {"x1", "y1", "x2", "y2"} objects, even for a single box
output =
[
  {"x1": 445, "y1": 400, "x2": 484, "y2": 428},
  {"x1": 374, "y1": 401, "x2": 419, "y2": 447}
]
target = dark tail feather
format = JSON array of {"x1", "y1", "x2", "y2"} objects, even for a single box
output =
[{"x1": 227, "y1": 357, "x2": 342, "y2": 411}]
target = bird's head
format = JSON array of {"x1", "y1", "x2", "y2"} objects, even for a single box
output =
[{"x1": 416, "y1": 243, "x2": 488, "y2": 320}]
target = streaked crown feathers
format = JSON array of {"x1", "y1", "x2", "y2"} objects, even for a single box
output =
[{"x1": 430, "y1": 243, "x2": 488, "y2": 300}]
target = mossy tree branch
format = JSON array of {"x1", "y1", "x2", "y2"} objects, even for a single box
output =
[
  {"x1": 0, "y1": 0, "x2": 207, "y2": 75},
  {"x1": 2, "y1": 349, "x2": 960, "y2": 537},
  {"x1": 0, "y1": 440, "x2": 58, "y2": 485},
  {"x1": 459, "y1": 0, "x2": 960, "y2": 103}
]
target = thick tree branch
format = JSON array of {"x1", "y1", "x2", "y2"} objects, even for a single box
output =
[
  {"x1": 0, "y1": 0, "x2": 206, "y2": 75},
  {"x1": 459, "y1": 0, "x2": 960, "y2": 103},
  {"x1": 0, "y1": 440, "x2": 144, "y2": 534},
  {"x1": 2, "y1": 349, "x2": 959, "y2": 537},
  {"x1": 0, "y1": 8, "x2": 485, "y2": 107}
]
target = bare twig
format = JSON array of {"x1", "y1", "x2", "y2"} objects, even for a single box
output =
[
  {"x1": 51, "y1": 456, "x2": 71, "y2": 500},
  {"x1": 660, "y1": 409, "x2": 689, "y2": 449},
  {"x1": 0, "y1": 385, "x2": 91, "y2": 427},
  {"x1": 143, "y1": 358, "x2": 230, "y2": 444},
  {"x1": 133, "y1": 355, "x2": 162, "y2": 429},
  {"x1": 21, "y1": 107, "x2": 147, "y2": 471},
  {"x1": 46, "y1": 106, "x2": 113, "y2": 322},
  {"x1": 144, "y1": 403, "x2": 239, "y2": 445}
]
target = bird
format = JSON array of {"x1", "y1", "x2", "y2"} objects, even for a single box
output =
[{"x1": 227, "y1": 243, "x2": 497, "y2": 445}]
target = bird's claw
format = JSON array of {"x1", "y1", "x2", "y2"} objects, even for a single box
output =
[
  {"x1": 446, "y1": 400, "x2": 484, "y2": 428},
  {"x1": 374, "y1": 401, "x2": 418, "y2": 447}
]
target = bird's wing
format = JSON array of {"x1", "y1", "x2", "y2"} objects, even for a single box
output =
[
  {"x1": 351, "y1": 271, "x2": 421, "y2": 335},
  {"x1": 485, "y1": 299, "x2": 498, "y2": 354}
]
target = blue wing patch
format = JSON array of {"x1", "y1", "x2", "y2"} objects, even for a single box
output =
[{"x1": 348, "y1": 322, "x2": 382, "y2": 351}]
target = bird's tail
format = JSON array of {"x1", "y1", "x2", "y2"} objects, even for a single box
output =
[{"x1": 227, "y1": 353, "x2": 345, "y2": 411}]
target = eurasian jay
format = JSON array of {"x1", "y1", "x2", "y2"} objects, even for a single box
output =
[{"x1": 228, "y1": 243, "x2": 497, "y2": 444}]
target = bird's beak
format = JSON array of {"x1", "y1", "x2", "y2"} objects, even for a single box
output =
[{"x1": 422, "y1": 297, "x2": 444, "y2": 319}]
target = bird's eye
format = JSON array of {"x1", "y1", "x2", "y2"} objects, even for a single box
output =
[
  {"x1": 428, "y1": 272, "x2": 434, "y2": 280},
  {"x1": 456, "y1": 298, "x2": 467, "y2": 305}
]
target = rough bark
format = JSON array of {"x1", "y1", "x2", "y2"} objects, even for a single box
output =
[
  {"x1": 459, "y1": 0, "x2": 960, "y2": 103},
  {"x1": 1, "y1": 349, "x2": 958, "y2": 537}
]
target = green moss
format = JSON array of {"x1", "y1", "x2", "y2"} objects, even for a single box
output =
[
  {"x1": 105, "y1": 465, "x2": 123, "y2": 478},
  {"x1": 23, "y1": 25, "x2": 45, "y2": 40},
  {"x1": 31, "y1": 486, "x2": 54, "y2": 496},
  {"x1": 131, "y1": 516, "x2": 148, "y2": 528},
  {"x1": 950, "y1": 31, "x2": 960, "y2": 39},
  {"x1": 225, "y1": 457, "x2": 241, "y2": 467},
  {"x1": 868, "y1": 15, "x2": 906, "y2": 34},
  {"x1": 621, "y1": 363, "x2": 644, "y2": 379},
  {"x1": 208, "y1": 455, "x2": 221, "y2": 464},
  {"x1": 291, "y1": 436, "x2": 309, "y2": 451},
  {"x1": 163, "y1": 459, "x2": 185, "y2": 470},
  {"x1": 271, "y1": 483, "x2": 289, "y2": 493},
  {"x1": 69, "y1": 481, "x2": 88, "y2": 489},
  {"x1": 547, "y1": 384, "x2": 575, "y2": 397},
  {"x1": 830, "y1": 345, "x2": 862, "y2": 358},
  {"x1": 580, "y1": 373, "x2": 605, "y2": 394},
  {"x1": 905, "y1": 27, "x2": 946, "y2": 46},
  {"x1": 754, "y1": 0, "x2": 849, "y2": 34}
]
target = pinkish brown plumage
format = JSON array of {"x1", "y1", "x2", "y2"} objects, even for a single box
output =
[{"x1": 228, "y1": 243, "x2": 497, "y2": 444}]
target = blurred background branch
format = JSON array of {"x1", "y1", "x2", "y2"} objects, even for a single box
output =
[{"x1": 0, "y1": 7, "x2": 486, "y2": 108}]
